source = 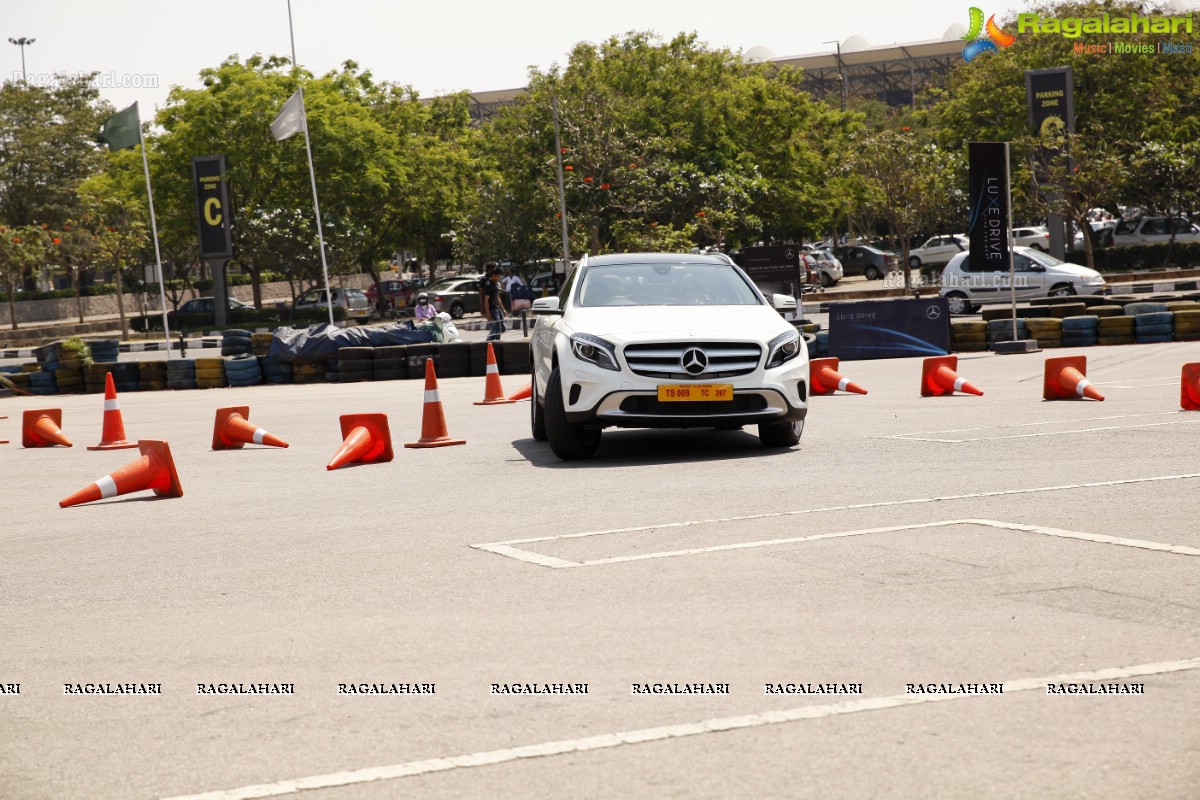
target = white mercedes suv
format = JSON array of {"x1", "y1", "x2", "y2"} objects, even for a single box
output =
[{"x1": 529, "y1": 252, "x2": 809, "y2": 459}]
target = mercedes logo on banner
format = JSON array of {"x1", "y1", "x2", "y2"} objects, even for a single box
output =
[
  {"x1": 926, "y1": 305, "x2": 942, "y2": 320},
  {"x1": 681, "y1": 348, "x2": 708, "y2": 375}
]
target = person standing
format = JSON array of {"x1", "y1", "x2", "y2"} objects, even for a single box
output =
[{"x1": 481, "y1": 265, "x2": 508, "y2": 342}]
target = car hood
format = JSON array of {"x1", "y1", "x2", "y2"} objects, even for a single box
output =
[
  {"x1": 562, "y1": 304, "x2": 793, "y2": 342},
  {"x1": 1048, "y1": 263, "x2": 1104, "y2": 281}
]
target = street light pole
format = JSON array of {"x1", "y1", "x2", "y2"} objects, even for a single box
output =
[
  {"x1": 823, "y1": 39, "x2": 846, "y2": 112},
  {"x1": 8, "y1": 37, "x2": 35, "y2": 83}
]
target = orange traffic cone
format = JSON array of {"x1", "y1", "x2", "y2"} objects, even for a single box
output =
[
  {"x1": 212, "y1": 406, "x2": 290, "y2": 450},
  {"x1": 1043, "y1": 355, "x2": 1104, "y2": 401},
  {"x1": 1181, "y1": 363, "x2": 1200, "y2": 411},
  {"x1": 406, "y1": 360, "x2": 466, "y2": 448},
  {"x1": 59, "y1": 440, "x2": 183, "y2": 508},
  {"x1": 508, "y1": 383, "x2": 532, "y2": 402},
  {"x1": 809, "y1": 357, "x2": 867, "y2": 396},
  {"x1": 921, "y1": 355, "x2": 983, "y2": 397},
  {"x1": 87, "y1": 372, "x2": 137, "y2": 451},
  {"x1": 327, "y1": 413, "x2": 393, "y2": 470},
  {"x1": 474, "y1": 343, "x2": 517, "y2": 406},
  {"x1": 22, "y1": 408, "x2": 73, "y2": 448}
]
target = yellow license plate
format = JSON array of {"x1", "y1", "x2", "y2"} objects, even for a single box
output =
[{"x1": 657, "y1": 384, "x2": 734, "y2": 402}]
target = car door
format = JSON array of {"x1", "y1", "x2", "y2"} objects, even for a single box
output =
[
  {"x1": 1010, "y1": 251, "x2": 1049, "y2": 301},
  {"x1": 297, "y1": 289, "x2": 325, "y2": 309}
]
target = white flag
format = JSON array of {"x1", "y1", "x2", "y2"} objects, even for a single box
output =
[{"x1": 270, "y1": 90, "x2": 305, "y2": 141}]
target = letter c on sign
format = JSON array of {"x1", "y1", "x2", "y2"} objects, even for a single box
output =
[{"x1": 204, "y1": 198, "x2": 222, "y2": 226}]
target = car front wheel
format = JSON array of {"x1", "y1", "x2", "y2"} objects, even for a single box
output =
[
  {"x1": 544, "y1": 368, "x2": 601, "y2": 459},
  {"x1": 759, "y1": 418, "x2": 804, "y2": 448},
  {"x1": 1049, "y1": 284, "x2": 1076, "y2": 297},
  {"x1": 944, "y1": 292, "x2": 975, "y2": 315}
]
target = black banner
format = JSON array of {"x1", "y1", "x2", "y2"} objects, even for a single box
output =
[
  {"x1": 967, "y1": 142, "x2": 1011, "y2": 274},
  {"x1": 1026, "y1": 67, "x2": 1074, "y2": 154},
  {"x1": 731, "y1": 245, "x2": 801, "y2": 283},
  {"x1": 192, "y1": 155, "x2": 233, "y2": 260},
  {"x1": 828, "y1": 298, "x2": 950, "y2": 361}
]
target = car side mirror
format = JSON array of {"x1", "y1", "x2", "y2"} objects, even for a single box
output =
[
  {"x1": 1029, "y1": 264, "x2": 1046, "y2": 272},
  {"x1": 531, "y1": 296, "x2": 561, "y2": 315}
]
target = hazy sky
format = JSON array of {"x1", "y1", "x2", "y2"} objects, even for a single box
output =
[{"x1": 4, "y1": 0, "x2": 1014, "y2": 114}]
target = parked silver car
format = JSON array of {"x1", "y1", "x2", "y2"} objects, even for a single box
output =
[{"x1": 294, "y1": 287, "x2": 371, "y2": 323}]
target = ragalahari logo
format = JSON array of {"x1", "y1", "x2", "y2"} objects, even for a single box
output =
[{"x1": 962, "y1": 7, "x2": 1017, "y2": 61}]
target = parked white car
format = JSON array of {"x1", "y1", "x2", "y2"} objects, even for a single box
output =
[
  {"x1": 529, "y1": 252, "x2": 809, "y2": 459},
  {"x1": 810, "y1": 248, "x2": 844, "y2": 287},
  {"x1": 1012, "y1": 226, "x2": 1051, "y2": 250},
  {"x1": 1111, "y1": 216, "x2": 1200, "y2": 247},
  {"x1": 908, "y1": 235, "x2": 968, "y2": 269},
  {"x1": 939, "y1": 246, "x2": 1108, "y2": 315}
]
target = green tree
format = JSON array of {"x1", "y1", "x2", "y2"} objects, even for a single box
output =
[{"x1": 0, "y1": 225, "x2": 48, "y2": 329}]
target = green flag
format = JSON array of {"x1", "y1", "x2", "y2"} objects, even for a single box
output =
[{"x1": 99, "y1": 103, "x2": 141, "y2": 151}]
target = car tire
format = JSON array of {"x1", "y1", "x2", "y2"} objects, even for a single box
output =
[
  {"x1": 819, "y1": 272, "x2": 834, "y2": 288},
  {"x1": 544, "y1": 368, "x2": 600, "y2": 459},
  {"x1": 530, "y1": 370, "x2": 547, "y2": 441},
  {"x1": 909, "y1": 256, "x2": 922, "y2": 269},
  {"x1": 944, "y1": 292, "x2": 976, "y2": 315},
  {"x1": 759, "y1": 418, "x2": 803, "y2": 448},
  {"x1": 1049, "y1": 284, "x2": 1076, "y2": 297},
  {"x1": 864, "y1": 266, "x2": 882, "y2": 281},
  {"x1": 449, "y1": 302, "x2": 465, "y2": 320}
]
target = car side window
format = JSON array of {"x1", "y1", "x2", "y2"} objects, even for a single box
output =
[
  {"x1": 1144, "y1": 218, "x2": 1169, "y2": 236},
  {"x1": 1114, "y1": 219, "x2": 1138, "y2": 236},
  {"x1": 1013, "y1": 253, "x2": 1035, "y2": 272}
]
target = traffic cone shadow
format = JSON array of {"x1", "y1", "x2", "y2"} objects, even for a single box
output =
[
  {"x1": 88, "y1": 372, "x2": 138, "y2": 451},
  {"x1": 23, "y1": 408, "x2": 73, "y2": 448},
  {"x1": 1181, "y1": 363, "x2": 1200, "y2": 411},
  {"x1": 475, "y1": 343, "x2": 517, "y2": 405},
  {"x1": 327, "y1": 414, "x2": 393, "y2": 470},
  {"x1": 921, "y1": 356, "x2": 983, "y2": 397},
  {"x1": 1044, "y1": 355, "x2": 1104, "y2": 401},
  {"x1": 212, "y1": 406, "x2": 289, "y2": 450},
  {"x1": 406, "y1": 360, "x2": 466, "y2": 448},
  {"x1": 809, "y1": 358, "x2": 867, "y2": 396},
  {"x1": 59, "y1": 440, "x2": 183, "y2": 508}
]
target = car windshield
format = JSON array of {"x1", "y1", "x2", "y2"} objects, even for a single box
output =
[
  {"x1": 575, "y1": 262, "x2": 760, "y2": 307},
  {"x1": 1029, "y1": 249, "x2": 1065, "y2": 266}
]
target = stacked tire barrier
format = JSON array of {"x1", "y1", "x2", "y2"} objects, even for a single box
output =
[
  {"x1": 1098, "y1": 314, "x2": 1136, "y2": 345},
  {"x1": 406, "y1": 344, "x2": 437, "y2": 375},
  {"x1": 112, "y1": 361, "x2": 141, "y2": 393},
  {"x1": 221, "y1": 329, "x2": 254, "y2": 357},
  {"x1": 85, "y1": 362, "x2": 117, "y2": 394},
  {"x1": 1061, "y1": 315, "x2": 1100, "y2": 348},
  {"x1": 987, "y1": 318, "x2": 1028, "y2": 347},
  {"x1": 224, "y1": 354, "x2": 262, "y2": 387},
  {"x1": 815, "y1": 331, "x2": 830, "y2": 357},
  {"x1": 89, "y1": 340, "x2": 120, "y2": 363},
  {"x1": 29, "y1": 369, "x2": 56, "y2": 395},
  {"x1": 258, "y1": 356, "x2": 293, "y2": 385},
  {"x1": 292, "y1": 362, "x2": 327, "y2": 384},
  {"x1": 323, "y1": 357, "x2": 340, "y2": 383},
  {"x1": 166, "y1": 359, "x2": 197, "y2": 391},
  {"x1": 251, "y1": 332, "x2": 274, "y2": 356},
  {"x1": 194, "y1": 357, "x2": 228, "y2": 389},
  {"x1": 138, "y1": 360, "x2": 167, "y2": 392},
  {"x1": 1174, "y1": 309, "x2": 1200, "y2": 342},
  {"x1": 1125, "y1": 302, "x2": 1172, "y2": 345},
  {"x1": 1047, "y1": 302, "x2": 1087, "y2": 319},
  {"x1": 438, "y1": 342, "x2": 471, "y2": 378},
  {"x1": 950, "y1": 321, "x2": 988, "y2": 352},
  {"x1": 1025, "y1": 317, "x2": 1063, "y2": 349},
  {"x1": 337, "y1": 347, "x2": 373, "y2": 383},
  {"x1": 1, "y1": 365, "x2": 31, "y2": 394},
  {"x1": 372, "y1": 345, "x2": 408, "y2": 381},
  {"x1": 499, "y1": 340, "x2": 531, "y2": 375},
  {"x1": 1089, "y1": 305, "x2": 1123, "y2": 318}
]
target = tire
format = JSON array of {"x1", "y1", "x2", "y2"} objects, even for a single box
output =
[
  {"x1": 819, "y1": 272, "x2": 834, "y2": 288},
  {"x1": 1049, "y1": 284, "x2": 1076, "y2": 297},
  {"x1": 944, "y1": 292, "x2": 975, "y2": 315},
  {"x1": 759, "y1": 418, "x2": 804, "y2": 448},
  {"x1": 909, "y1": 256, "x2": 922, "y2": 269},
  {"x1": 544, "y1": 368, "x2": 600, "y2": 459},
  {"x1": 863, "y1": 266, "x2": 882, "y2": 281},
  {"x1": 530, "y1": 370, "x2": 547, "y2": 441},
  {"x1": 449, "y1": 302, "x2": 465, "y2": 320}
]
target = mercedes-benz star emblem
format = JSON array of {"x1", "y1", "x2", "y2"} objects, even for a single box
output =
[
  {"x1": 681, "y1": 348, "x2": 708, "y2": 375},
  {"x1": 926, "y1": 305, "x2": 942, "y2": 320}
]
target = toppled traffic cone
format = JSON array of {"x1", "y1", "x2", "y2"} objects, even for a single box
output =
[
  {"x1": 406, "y1": 360, "x2": 466, "y2": 449},
  {"x1": 87, "y1": 372, "x2": 137, "y2": 451},
  {"x1": 327, "y1": 414, "x2": 393, "y2": 470},
  {"x1": 1181, "y1": 363, "x2": 1200, "y2": 411},
  {"x1": 474, "y1": 343, "x2": 517, "y2": 406},
  {"x1": 508, "y1": 383, "x2": 532, "y2": 402},
  {"x1": 23, "y1": 408, "x2": 73, "y2": 448},
  {"x1": 212, "y1": 406, "x2": 290, "y2": 450},
  {"x1": 1043, "y1": 355, "x2": 1104, "y2": 401},
  {"x1": 59, "y1": 440, "x2": 182, "y2": 508},
  {"x1": 921, "y1": 355, "x2": 984, "y2": 397},
  {"x1": 809, "y1": 357, "x2": 867, "y2": 396}
]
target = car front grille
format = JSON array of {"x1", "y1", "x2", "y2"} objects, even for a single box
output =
[
  {"x1": 618, "y1": 395, "x2": 768, "y2": 415},
  {"x1": 622, "y1": 341, "x2": 762, "y2": 379}
]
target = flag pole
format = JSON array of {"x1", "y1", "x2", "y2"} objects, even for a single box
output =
[
  {"x1": 133, "y1": 102, "x2": 172, "y2": 354},
  {"x1": 287, "y1": 0, "x2": 334, "y2": 326}
]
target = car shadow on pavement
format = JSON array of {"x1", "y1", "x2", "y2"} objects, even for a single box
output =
[{"x1": 511, "y1": 428, "x2": 802, "y2": 469}]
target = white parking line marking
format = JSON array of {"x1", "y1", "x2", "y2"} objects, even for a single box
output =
[
  {"x1": 159, "y1": 657, "x2": 1200, "y2": 800},
  {"x1": 886, "y1": 412, "x2": 1200, "y2": 442}
]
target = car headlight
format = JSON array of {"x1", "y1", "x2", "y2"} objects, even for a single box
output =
[
  {"x1": 765, "y1": 329, "x2": 803, "y2": 369},
  {"x1": 570, "y1": 333, "x2": 620, "y2": 371}
]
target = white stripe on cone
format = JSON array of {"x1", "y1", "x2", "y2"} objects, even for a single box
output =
[
  {"x1": 837, "y1": 377, "x2": 849, "y2": 392},
  {"x1": 487, "y1": 363, "x2": 498, "y2": 374},
  {"x1": 103, "y1": 399, "x2": 120, "y2": 411},
  {"x1": 253, "y1": 428, "x2": 267, "y2": 445},
  {"x1": 953, "y1": 377, "x2": 966, "y2": 392},
  {"x1": 97, "y1": 475, "x2": 118, "y2": 499},
  {"x1": 1076, "y1": 378, "x2": 1092, "y2": 397},
  {"x1": 424, "y1": 389, "x2": 439, "y2": 403}
]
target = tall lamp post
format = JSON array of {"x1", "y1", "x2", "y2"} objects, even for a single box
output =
[
  {"x1": 823, "y1": 39, "x2": 846, "y2": 112},
  {"x1": 8, "y1": 37, "x2": 35, "y2": 83}
]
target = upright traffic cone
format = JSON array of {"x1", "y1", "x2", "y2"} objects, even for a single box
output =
[
  {"x1": 921, "y1": 356, "x2": 984, "y2": 397},
  {"x1": 508, "y1": 383, "x2": 532, "y2": 402},
  {"x1": 1181, "y1": 363, "x2": 1200, "y2": 410},
  {"x1": 1043, "y1": 355, "x2": 1104, "y2": 401},
  {"x1": 326, "y1": 414, "x2": 393, "y2": 470},
  {"x1": 406, "y1": 360, "x2": 466, "y2": 448},
  {"x1": 809, "y1": 358, "x2": 867, "y2": 396},
  {"x1": 22, "y1": 408, "x2": 73, "y2": 448},
  {"x1": 212, "y1": 406, "x2": 290, "y2": 450},
  {"x1": 474, "y1": 343, "x2": 517, "y2": 405},
  {"x1": 59, "y1": 440, "x2": 182, "y2": 508},
  {"x1": 87, "y1": 372, "x2": 137, "y2": 451}
]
